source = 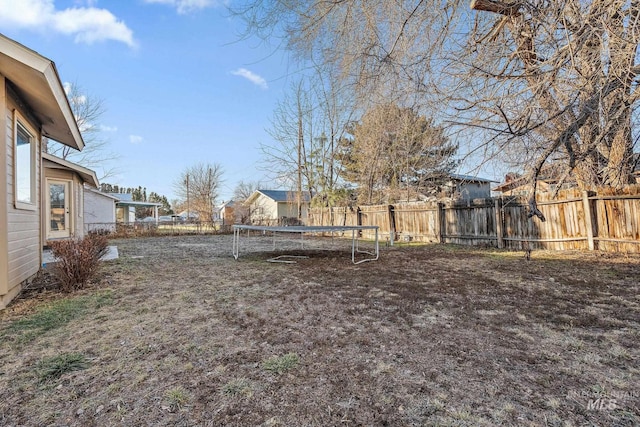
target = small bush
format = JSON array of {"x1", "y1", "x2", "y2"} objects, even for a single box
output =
[{"x1": 50, "y1": 234, "x2": 109, "y2": 292}]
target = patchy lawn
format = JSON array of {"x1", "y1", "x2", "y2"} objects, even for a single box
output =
[{"x1": 0, "y1": 234, "x2": 639, "y2": 426}]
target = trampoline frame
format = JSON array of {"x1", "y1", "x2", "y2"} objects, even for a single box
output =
[{"x1": 232, "y1": 225, "x2": 379, "y2": 264}]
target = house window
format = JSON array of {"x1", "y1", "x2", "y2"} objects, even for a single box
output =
[{"x1": 14, "y1": 112, "x2": 37, "y2": 209}]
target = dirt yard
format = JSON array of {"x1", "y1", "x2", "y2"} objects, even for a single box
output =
[{"x1": 1, "y1": 234, "x2": 639, "y2": 426}]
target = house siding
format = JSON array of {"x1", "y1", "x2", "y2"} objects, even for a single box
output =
[
  {"x1": 2, "y1": 90, "x2": 41, "y2": 308},
  {"x1": 277, "y1": 202, "x2": 307, "y2": 219},
  {"x1": 0, "y1": 75, "x2": 8, "y2": 300},
  {"x1": 84, "y1": 189, "x2": 116, "y2": 233},
  {"x1": 251, "y1": 194, "x2": 278, "y2": 222},
  {"x1": 249, "y1": 192, "x2": 309, "y2": 224},
  {"x1": 458, "y1": 182, "x2": 491, "y2": 200}
]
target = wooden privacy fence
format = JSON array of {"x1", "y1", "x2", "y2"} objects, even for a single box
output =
[{"x1": 307, "y1": 186, "x2": 640, "y2": 253}]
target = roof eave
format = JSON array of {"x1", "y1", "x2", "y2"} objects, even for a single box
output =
[
  {"x1": 42, "y1": 152, "x2": 99, "y2": 187},
  {"x1": 0, "y1": 34, "x2": 84, "y2": 150}
]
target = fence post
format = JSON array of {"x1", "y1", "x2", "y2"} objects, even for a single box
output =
[
  {"x1": 387, "y1": 204, "x2": 396, "y2": 243},
  {"x1": 357, "y1": 207, "x2": 362, "y2": 226},
  {"x1": 582, "y1": 190, "x2": 595, "y2": 251},
  {"x1": 435, "y1": 202, "x2": 444, "y2": 243},
  {"x1": 495, "y1": 197, "x2": 504, "y2": 249}
]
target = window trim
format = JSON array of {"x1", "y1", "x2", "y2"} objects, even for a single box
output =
[{"x1": 13, "y1": 110, "x2": 38, "y2": 211}]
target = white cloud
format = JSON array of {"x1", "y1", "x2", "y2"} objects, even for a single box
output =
[
  {"x1": 73, "y1": 0, "x2": 98, "y2": 6},
  {"x1": 231, "y1": 68, "x2": 268, "y2": 90},
  {"x1": 0, "y1": 0, "x2": 136, "y2": 47},
  {"x1": 129, "y1": 135, "x2": 144, "y2": 144},
  {"x1": 143, "y1": 0, "x2": 217, "y2": 14},
  {"x1": 100, "y1": 125, "x2": 118, "y2": 132}
]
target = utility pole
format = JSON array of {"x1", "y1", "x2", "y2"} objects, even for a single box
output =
[
  {"x1": 297, "y1": 97, "x2": 303, "y2": 220},
  {"x1": 186, "y1": 173, "x2": 190, "y2": 222}
]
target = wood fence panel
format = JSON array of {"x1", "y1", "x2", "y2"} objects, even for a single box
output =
[
  {"x1": 359, "y1": 205, "x2": 390, "y2": 240},
  {"x1": 442, "y1": 199, "x2": 497, "y2": 246},
  {"x1": 593, "y1": 186, "x2": 640, "y2": 253},
  {"x1": 393, "y1": 203, "x2": 439, "y2": 242},
  {"x1": 339, "y1": 207, "x2": 359, "y2": 227},
  {"x1": 501, "y1": 198, "x2": 529, "y2": 250},
  {"x1": 306, "y1": 208, "x2": 323, "y2": 227},
  {"x1": 534, "y1": 189, "x2": 589, "y2": 251}
]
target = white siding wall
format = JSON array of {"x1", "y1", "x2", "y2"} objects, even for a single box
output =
[
  {"x1": 251, "y1": 194, "x2": 309, "y2": 223},
  {"x1": 277, "y1": 202, "x2": 308, "y2": 219},
  {"x1": 4, "y1": 94, "x2": 41, "y2": 304},
  {"x1": 251, "y1": 194, "x2": 278, "y2": 222},
  {"x1": 84, "y1": 189, "x2": 116, "y2": 232}
]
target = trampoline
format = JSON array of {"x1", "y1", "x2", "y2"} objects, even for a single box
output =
[{"x1": 232, "y1": 225, "x2": 379, "y2": 264}]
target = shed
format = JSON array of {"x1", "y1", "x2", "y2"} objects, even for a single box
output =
[
  {"x1": 444, "y1": 174, "x2": 495, "y2": 200},
  {"x1": 84, "y1": 187, "x2": 119, "y2": 233},
  {"x1": 110, "y1": 193, "x2": 162, "y2": 223}
]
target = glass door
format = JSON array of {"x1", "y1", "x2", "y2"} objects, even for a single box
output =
[{"x1": 47, "y1": 180, "x2": 71, "y2": 239}]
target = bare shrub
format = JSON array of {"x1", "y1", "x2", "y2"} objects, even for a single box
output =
[{"x1": 49, "y1": 234, "x2": 109, "y2": 292}]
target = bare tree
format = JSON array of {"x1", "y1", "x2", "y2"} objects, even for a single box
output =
[
  {"x1": 307, "y1": 61, "x2": 358, "y2": 206},
  {"x1": 458, "y1": 2, "x2": 637, "y2": 175},
  {"x1": 45, "y1": 81, "x2": 120, "y2": 180},
  {"x1": 261, "y1": 67, "x2": 357, "y2": 209},
  {"x1": 261, "y1": 78, "x2": 314, "y2": 217},
  {"x1": 232, "y1": 180, "x2": 262, "y2": 224},
  {"x1": 235, "y1": 0, "x2": 640, "y2": 215},
  {"x1": 173, "y1": 163, "x2": 223, "y2": 222}
]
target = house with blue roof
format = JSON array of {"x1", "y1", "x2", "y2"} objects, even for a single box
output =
[{"x1": 246, "y1": 190, "x2": 311, "y2": 225}]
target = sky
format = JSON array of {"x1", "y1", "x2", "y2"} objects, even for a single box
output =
[{"x1": 0, "y1": 0, "x2": 297, "y2": 203}]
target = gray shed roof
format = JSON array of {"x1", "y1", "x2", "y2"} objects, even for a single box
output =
[
  {"x1": 250, "y1": 190, "x2": 311, "y2": 203},
  {"x1": 448, "y1": 173, "x2": 496, "y2": 183}
]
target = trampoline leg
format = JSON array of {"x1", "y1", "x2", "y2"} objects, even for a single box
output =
[{"x1": 233, "y1": 227, "x2": 240, "y2": 260}]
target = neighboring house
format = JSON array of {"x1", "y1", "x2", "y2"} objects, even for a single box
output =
[
  {"x1": 42, "y1": 153, "x2": 99, "y2": 243},
  {"x1": 84, "y1": 187, "x2": 119, "y2": 233},
  {"x1": 219, "y1": 200, "x2": 247, "y2": 225},
  {"x1": 495, "y1": 158, "x2": 640, "y2": 195},
  {"x1": 177, "y1": 210, "x2": 199, "y2": 221},
  {"x1": 492, "y1": 173, "x2": 539, "y2": 196},
  {"x1": 246, "y1": 190, "x2": 311, "y2": 225},
  {"x1": 106, "y1": 193, "x2": 162, "y2": 223},
  {"x1": 1, "y1": 34, "x2": 85, "y2": 309},
  {"x1": 219, "y1": 200, "x2": 235, "y2": 224},
  {"x1": 492, "y1": 164, "x2": 576, "y2": 196},
  {"x1": 443, "y1": 174, "x2": 495, "y2": 200}
]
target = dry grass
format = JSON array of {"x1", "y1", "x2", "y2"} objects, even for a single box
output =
[{"x1": 0, "y1": 234, "x2": 638, "y2": 426}]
